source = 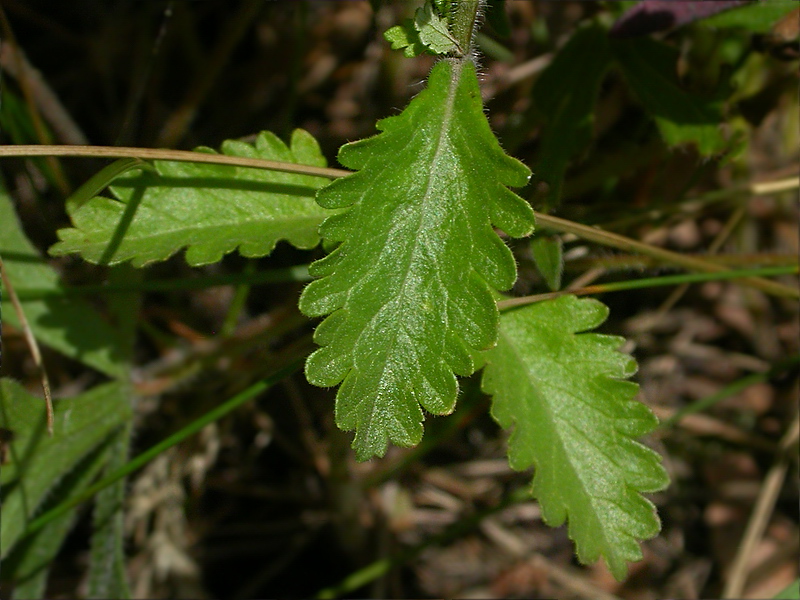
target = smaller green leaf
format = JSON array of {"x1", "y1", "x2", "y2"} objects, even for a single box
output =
[
  {"x1": 612, "y1": 37, "x2": 727, "y2": 155},
  {"x1": 530, "y1": 235, "x2": 563, "y2": 291},
  {"x1": 483, "y1": 296, "x2": 668, "y2": 580},
  {"x1": 415, "y1": 1, "x2": 461, "y2": 56},
  {"x1": 50, "y1": 129, "x2": 332, "y2": 267},
  {"x1": 0, "y1": 379, "x2": 132, "y2": 557},
  {"x1": 701, "y1": 1, "x2": 797, "y2": 33},
  {"x1": 431, "y1": 0, "x2": 452, "y2": 19},
  {"x1": 385, "y1": 20, "x2": 428, "y2": 58}
]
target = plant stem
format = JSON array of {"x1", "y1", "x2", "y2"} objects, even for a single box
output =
[
  {"x1": 534, "y1": 212, "x2": 799, "y2": 299},
  {"x1": 449, "y1": 0, "x2": 481, "y2": 56},
  {"x1": 497, "y1": 264, "x2": 799, "y2": 310},
  {"x1": 0, "y1": 145, "x2": 349, "y2": 179},
  {"x1": 657, "y1": 354, "x2": 800, "y2": 430}
]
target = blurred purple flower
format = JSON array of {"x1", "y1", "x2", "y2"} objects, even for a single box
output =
[{"x1": 610, "y1": 1, "x2": 752, "y2": 38}]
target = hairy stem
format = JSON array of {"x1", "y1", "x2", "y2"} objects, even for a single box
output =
[{"x1": 449, "y1": 0, "x2": 481, "y2": 56}]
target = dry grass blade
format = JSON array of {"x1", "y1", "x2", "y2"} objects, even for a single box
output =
[
  {"x1": 0, "y1": 144, "x2": 350, "y2": 179},
  {"x1": 532, "y1": 212, "x2": 799, "y2": 300},
  {"x1": 0, "y1": 256, "x2": 54, "y2": 434}
]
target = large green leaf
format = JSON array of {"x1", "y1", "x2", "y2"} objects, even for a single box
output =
[
  {"x1": 611, "y1": 37, "x2": 727, "y2": 155},
  {"x1": 299, "y1": 59, "x2": 535, "y2": 460},
  {"x1": 482, "y1": 295, "x2": 668, "y2": 580},
  {"x1": 0, "y1": 182, "x2": 125, "y2": 377},
  {"x1": 0, "y1": 378, "x2": 132, "y2": 558},
  {"x1": 49, "y1": 129, "x2": 332, "y2": 267},
  {"x1": 532, "y1": 24, "x2": 611, "y2": 207}
]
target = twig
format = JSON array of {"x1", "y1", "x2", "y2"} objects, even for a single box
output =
[
  {"x1": 0, "y1": 146, "x2": 795, "y2": 300},
  {"x1": 751, "y1": 177, "x2": 800, "y2": 195},
  {"x1": 0, "y1": 256, "x2": 54, "y2": 434},
  {"x1": 481, "y1": 53, "x2": 552, "y2": 100}
]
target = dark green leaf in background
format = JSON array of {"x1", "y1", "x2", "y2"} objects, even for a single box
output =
[
  {"x1": 611, "y1": 36, "x2": 728, "y2": 155},
  {"x1": 532, "y1": 24, "x2": 612, "y2": 208},
  {"x1": 484, "y1": 0, "x2": 511, "y2": 39},
  {"x1": 530, "y1": 235, "x2": 564, "y2": 291},
  {"x1": 0, "y1": 181, "x2": 125, "y2": 377},
  {"x1": 0, "y1": 379, "x2": 132, "y2": 558},
  {"x1": 4, "y1": 439, "x2": 116, "y2": 599}
]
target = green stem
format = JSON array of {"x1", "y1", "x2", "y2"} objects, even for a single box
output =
[
  {"x1": 220, "y1": 260, "x2": 257, "y2": 336},
  {"x1": 657, "y1": 354, "x2": 800, "y2": 430},
  {"x1": 498, "y1": 265, "x2": 799, "y2": 310},
  {"x1": 449, "y1": 0, "x2": 481, "y2": 55},
  {"x1": 534, "y1": 212, "x2": 799, "y2": 299}
]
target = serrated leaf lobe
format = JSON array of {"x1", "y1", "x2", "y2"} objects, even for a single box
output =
[{"x1": 300, "y1": 59, "x2": 534, "y2": 460}]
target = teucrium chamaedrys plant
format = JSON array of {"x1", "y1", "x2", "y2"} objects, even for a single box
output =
[{"x1": 42, "y1": 0, "x2": 669, "y2": 580}]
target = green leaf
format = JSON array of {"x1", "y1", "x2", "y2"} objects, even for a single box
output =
[
  {"x1": 431, "y1": 0, "x2": 452, "y2": 19},
  {"x1": 415, "y1": 1, "x2": 461, "y2": 56},
  {"x1": 530, "y1": 235, "x2": 563, "y2": 291},
  {"x1": 5, "y1": 439, "x2": 115, "y2": 599},
  {"x1": 87, "y1": 424, "x2": 133, "y2": 600},
  {"x1": 700, "y1": 1, "x2": 797, "y2": 33},
  {"x1": 773, "y1": 579, "x2": 800, "y2": 600},
  {"x1": 0, "y1": 378, "x2": 132, "y2": 558},
  {"x1": 385, "y1": 2, "x2": 463, "y2": 58},
  {"x1": 385, "y1": 20, "x2": 428, "y2": 58},
  {"x1": 0, "y1": 180, "x2": 125, "y2": 377},
  {"x1": 299, "y1": 59, "x2": 535, "y2": 461},
  {"x1": 49, "y1": 129, "x2": 332, "y2": 267},
  {"x1": 532, "y1": 24, "x2": 611, "y2": 207},
  {"x1": 482, "y1": 295, "x2": 668, "y2": 580},
  {"x1": 611, "y1": 37, "x2": 728, "y2": 155}
]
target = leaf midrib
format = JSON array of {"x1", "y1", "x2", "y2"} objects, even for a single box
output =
[
  {"x1": 498, "y1": 322, "x2": 617, "y2": 559},
  {"x1": 360, "y1": 59, "x2": 465, "y2": 432}
]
